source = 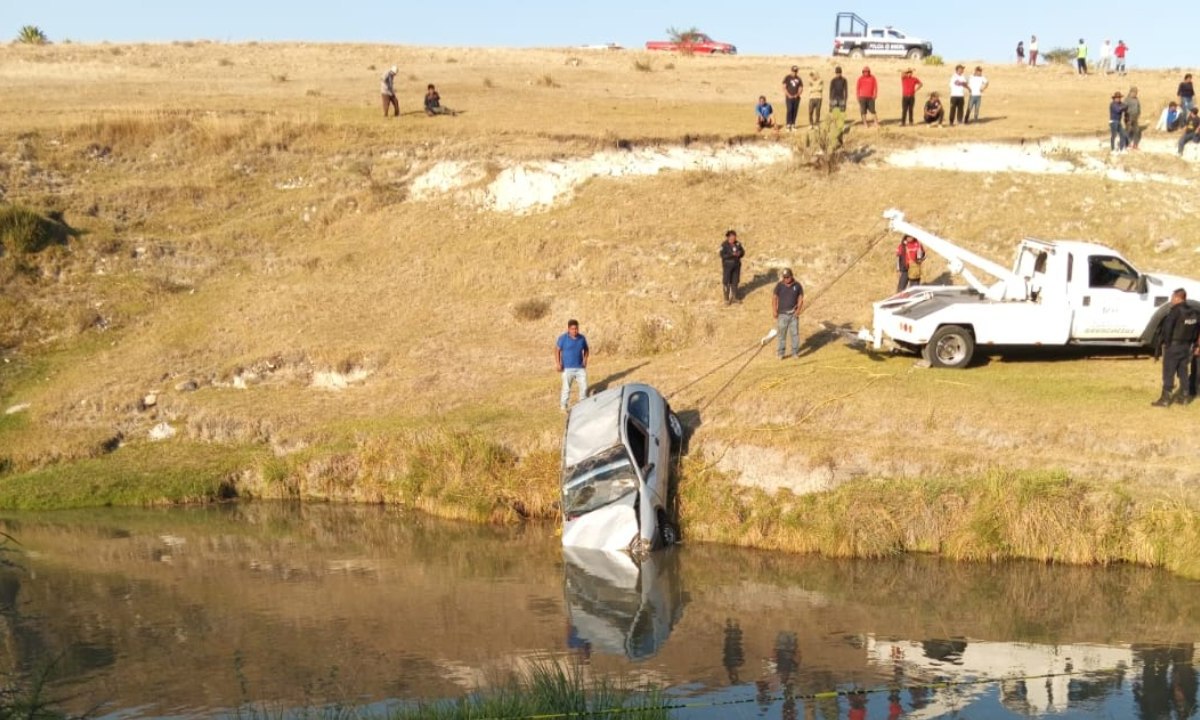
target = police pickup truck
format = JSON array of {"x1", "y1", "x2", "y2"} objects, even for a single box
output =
[
  {"x1": 859, "y1": 210, "x2": 1200, "y2": 368},
  {"x1": 833, "y1": 12, "x2": 933, "y2": 60}
]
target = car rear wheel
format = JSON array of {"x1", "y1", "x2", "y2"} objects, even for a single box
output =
[
  {"x1": 924, "y1": 325, "x2": 974, "y2": 368},
  {"x1": 848, "y1": 48, "x2": 865, "y2": 59},
  {"x1": 907, "y1": 48, "x2": 925, "y2": 60}
]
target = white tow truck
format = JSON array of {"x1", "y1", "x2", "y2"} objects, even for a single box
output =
[{"x1": 860, "y1": 209, "x2": 1200, "y2": 368}]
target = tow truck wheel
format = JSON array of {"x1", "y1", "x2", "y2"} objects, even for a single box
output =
[
  {"x1": 848, "y1": 48, "x2": 865, "y2": 59},
  {"x1": 907, "y1": 48, "x2": 925, "y2": 60},
  {"x1": 925, "y1": 325, "x2": 975, "y2": 368}
]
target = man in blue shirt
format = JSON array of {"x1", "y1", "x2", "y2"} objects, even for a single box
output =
[
  {"x1": 556, "y1": 319, "x2": 590, "y2": 411},
  {"x1": 755, "y1": 96, "x2": 775, "y2": 131}
]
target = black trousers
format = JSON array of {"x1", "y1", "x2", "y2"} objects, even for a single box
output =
[
  {"x1": 1162, "y1": 344, "x2": 1191, "y2": 394},
  {"x1": 785, "y1": 97, "x2": 800, "y2": 126},
  {"x1": 900, "y1": 96, "x2": 915, "y2": 125},
  {"x1": 949, "y1": 96, "x2": 965, "y2": 125},
  {"x1": 722, "y1": 263, "x2": 741, "y2": 290}
]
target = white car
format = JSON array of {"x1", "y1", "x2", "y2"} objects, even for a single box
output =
[{"x1": 560, "y1": 384, "x2": 683, "y2": 554}]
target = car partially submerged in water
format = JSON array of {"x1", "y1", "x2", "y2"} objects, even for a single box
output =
[{"x1": 560, "y1": 384, "x2": 683, "y2": 554}]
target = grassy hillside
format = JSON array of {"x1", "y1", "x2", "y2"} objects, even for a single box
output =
[{"x1": 3, "y1": 41, "x2": 1200, "y2": 571}]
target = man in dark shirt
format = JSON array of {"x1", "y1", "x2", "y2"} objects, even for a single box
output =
[
  {"x1": 829, "y1": 66, "x2": 848, "y2": 116},
  {"x1": 1178, "y1": 73, "x2": 1195, "y2": 115},
  {"x1": 719, "y1": 229, "x2": 745, "y2": 304},
  {"x1": 772, "y1": 268, "x2": 804, "y2": 359},
  {"x1": 1152, "y1": 289, "x2": 1199, "y2": 406},
  {"x1": 1179, "y1": 107, "x2": 1200, "y2": 155},
  {"x1": 782, "y1": 66, "x2": 804, "y2": 131}
]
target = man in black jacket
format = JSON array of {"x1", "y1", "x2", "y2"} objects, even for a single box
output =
[
  {"x1": 1153, "y1": 288, "x2": 1199, "y2": 406},
  {"x1": 719, "y1": 230, "x2": 745, "y2": 304}
]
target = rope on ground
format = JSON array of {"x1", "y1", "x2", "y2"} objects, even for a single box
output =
[{"x1": 469, "y1": 663, "x2": 1132, "y2": 720}]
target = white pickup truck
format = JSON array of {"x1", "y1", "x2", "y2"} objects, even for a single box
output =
[{"x1": 860, "y1": 210, "x2": 1200, "y2": 368}]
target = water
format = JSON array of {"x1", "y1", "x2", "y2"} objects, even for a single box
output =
[{"x1": 1, "y1": 503, "x2": 1198, "y2": 719}]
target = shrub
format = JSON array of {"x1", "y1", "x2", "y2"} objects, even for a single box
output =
[
  {"x1": 15, "y1": 25, "x2": 48, "y2": 45},
  {"x1": 923, "y1": 54, "x2": 944, "y2": 66},
  {"x1": 0, "y1": 205, "x2": 73, "y2": 254},
  {"x1": 271, "y1": 74, "x2": 288, "y2": 83},
  {"x1": 537, "y1": 74, "x2": 559, "y2": 88},
  {"x1": 482, "y1": 77, "x2": 494, "y2": 89},
  {"x1": 632, "y1": 59, "x2": 653, "y2": 73},
  {"x1": 512, "y1": 298, "x2": 550, "y2": 321},
  {"x1": 666, "y1": 25, "x2": 701, "y2": 56},
  {"x1": 1043, "y1": 47, "x2": 1076, "y2": 65}
]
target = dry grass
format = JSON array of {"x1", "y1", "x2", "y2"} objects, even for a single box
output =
[{"x1": 2, "y1": 42, "x2": 1200, "y2": 569}]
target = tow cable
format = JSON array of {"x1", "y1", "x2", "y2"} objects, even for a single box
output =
[{"x1": 669, "y1": 223, "x2": 892, "y2": 413}]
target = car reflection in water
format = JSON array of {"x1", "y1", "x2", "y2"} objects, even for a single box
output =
[{"x1": 563, "y1": 546, "x2": 686, "y2": 661}]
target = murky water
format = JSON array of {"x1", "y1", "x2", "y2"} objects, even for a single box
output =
[{"x1": 1, "y1": 503, "x2": 1198, "y2": 719}]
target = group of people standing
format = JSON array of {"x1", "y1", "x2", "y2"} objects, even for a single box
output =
[
  {"x1": 1071, "y1": 39, "x2": 1130, "y2": 76},
  {"x1": 758, "y1": 63, "x2": 989, "y2": 131}
]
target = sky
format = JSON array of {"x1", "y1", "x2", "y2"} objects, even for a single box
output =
[{"x1": 7, "y1": 1, "x2": 1200, "y2": 70}]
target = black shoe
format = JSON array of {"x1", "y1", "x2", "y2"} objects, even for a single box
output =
[{"x1": 1151, "y1": 392, "x2": 1172, "y2": 407}]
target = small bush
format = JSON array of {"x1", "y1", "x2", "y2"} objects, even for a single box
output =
[
  {"x1": 512, "y1": 298, "x2": 550, "y2": 321},
  {"x1": 482, "y1": 77, "x2": 494, "y2": 89},
  {"x1": 1043, "y1": 47, "x2": 1076, "y2": 65},
  {"x1": 664, "y1": 62, "x2": 676, "y2": 70},
  {"x1": 305, "y1": 88, "x2": 321, "y2": 97},
  {"x1": 445, "y1": 57, "x2": 458, "y2": 64},
  {"x1": 0, "y1": 205, "x2": 73, "y2": 254},
  {"x1": 16, "y1": 25, "x2": 48, "y2": 45},
  {"x1": 923, "y1": 54, "x2": 944, "y2": 66},
  {"x1": 632, "y1": 59, "x2": 653, "y2": 72},
  {"x1": 271, "y1": 74, "x2": 288, "y2": 83},
  {"x1": 537, "y1": 74, "x2": 559, "y2": 88},
  {"x1": 217, "y1": 57, "x2": 233, "y2": 66}
]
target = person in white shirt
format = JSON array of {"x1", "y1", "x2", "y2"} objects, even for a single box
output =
[
  {"x1": 948, "y1": 65, "x2": 968, "y2": 126},
  {"x1": 1098, "y1": 40, "x2": 1112, "y2": 74},
  {"x1": 965, "y1": 66, "x2": 989, "y2": 124},
  {"x1": 1029, "y1": 35, "x2": 1039, "y2": 66}
]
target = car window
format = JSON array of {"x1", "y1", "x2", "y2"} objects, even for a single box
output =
[
  {"x1": 626, "y1": 418, "x2": 649, "y2": 470},
  {"x1": 627, "y1": 391, "x2": 650, "y2": 426},
  {"x1": 870, "y1": 29, "x2": 884, "y2": 38},
  {"x1": 562, "y1": 445, "x2": 637, "y2": 516},
  {"x1": 1088, "y1": 256, "x2": 1139, "y2": 291}
]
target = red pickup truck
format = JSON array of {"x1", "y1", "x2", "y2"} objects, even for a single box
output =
[{"x1": 645, "y1": 33, "x2": 737, "y2": 55}]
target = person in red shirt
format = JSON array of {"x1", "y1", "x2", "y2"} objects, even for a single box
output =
[
  {"x1": 896, "y1": 234, "x2": 926, "y2": 291},
  {"x1": 856, "y1": 66, "x2": 879, "y2": 126},
  {"x1": 1114, "y1": 40, "x2": 1128, "y2": 75},
  {"x1": 899, "y1": 68, "x2": 923, "y2": 126}
]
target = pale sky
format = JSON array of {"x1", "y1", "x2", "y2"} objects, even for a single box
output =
[{"x1": 6, "y1": 1, "x2": 1198, "y2": 70}]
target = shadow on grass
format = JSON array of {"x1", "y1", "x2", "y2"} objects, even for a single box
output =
[{"x1": 591, "y1": 362, "x2": 650, "y2": 394}]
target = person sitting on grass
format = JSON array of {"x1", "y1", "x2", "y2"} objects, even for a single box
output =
[
  {"x1": 755, "y1": 95, "x2": 776, "y2": 131},
  {"x1": 424, "y1": 84, "x2": 456, "y2": 116},
  {"x1": 1157, "y1": 101, "x2": 1183, "y2": 132},
  {"x1": 923, "y1": 92, "x2": 945, "y2": 125}
]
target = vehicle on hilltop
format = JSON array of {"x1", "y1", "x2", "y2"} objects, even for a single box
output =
[
  {"x1": 833, "y1": 11, "x2": 932, "y2": 60},
  {"x1": 859, "y1": 210, "x2": 1200, "y2": 368},
  {"x1": 645, "y1": 31, "x2": 736, "y2": 55}
]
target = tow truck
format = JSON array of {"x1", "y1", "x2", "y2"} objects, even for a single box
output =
[{"x1": 859, "y1": 210, "x2": 1200, "y2": 368}]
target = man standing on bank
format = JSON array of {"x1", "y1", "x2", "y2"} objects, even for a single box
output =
[
  {"x1": 720, "y1": 229, "x2": 745, "y2": 305},
  {"x1": 556, "y1": 319, "x2": 590, "y2": 411},
  {"x1": 783, "y1": 66, "x2": 804, "y2": 131},
  {"x1": 1152, "y1": 289, "x2": 1199, "y2": 406},
  {"x1": 772, "y1": 268, "x2": 804, "y2": 359}
]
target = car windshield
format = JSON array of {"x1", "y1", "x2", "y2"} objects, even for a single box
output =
[{"x1": 562, "y1": 445, "x2": 638, "y2": 516}]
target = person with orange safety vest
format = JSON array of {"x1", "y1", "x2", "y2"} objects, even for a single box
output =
[{"x1": 896, "y1": 234, "x2": 926, "y2": 292}]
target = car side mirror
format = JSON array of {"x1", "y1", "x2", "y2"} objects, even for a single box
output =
[{"x1": 1136, "y1": 275, "x2": 1148, "y2": 294}]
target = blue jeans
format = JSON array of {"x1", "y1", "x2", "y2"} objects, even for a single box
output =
[
  {"x1": 776, "y1": 313, "x2": 800, "y2": 358},
  {"x1": 966, "y1": 96, "x2": 982, "y2": 122},
  {"x1": 560, "y1": 368, "x2": 587, "y2": 408},
  {"x1": 1110, "y1": 120, "x2": 1128, "y2": 150},
  {"x1": 1182, "y1": 97, "x2": 1195, "y2": 116}
]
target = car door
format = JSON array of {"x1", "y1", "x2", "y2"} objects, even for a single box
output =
[
  {"x1": 625, "y1": 390, "x2": 667, "y2": 512},
  {"x1": 1069, "y1": 254, "x2": 1155, "y2": 339}
]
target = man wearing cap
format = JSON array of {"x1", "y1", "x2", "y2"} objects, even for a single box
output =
[
  {"x1": 965, "y1": 66, "x2": 989, "y2": 124},
  {"x1": 772, "y1": 269, "x2": 804, "y2": 359},
  {"x1": 856, "y1": 66, "x2": 878, "y2": 126},
  {"x1": 782, "y1": 66, "x2": 804, "y2": 131},
  {"x1": 899, "y1": 69, "x2": 923, "y2": 126},
  {"x1": 381, "y1": 65, "x2": 399, "y2": 117},
  {"x1": 1109, "y1": 91, "x2": 1129, "y2": 152},
  {"x1": 556, "y1": 319, "x2": 590, "y2": 411},
  {"x1": 720, "y1": 230, "x2": 746, "y2": 305}
]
